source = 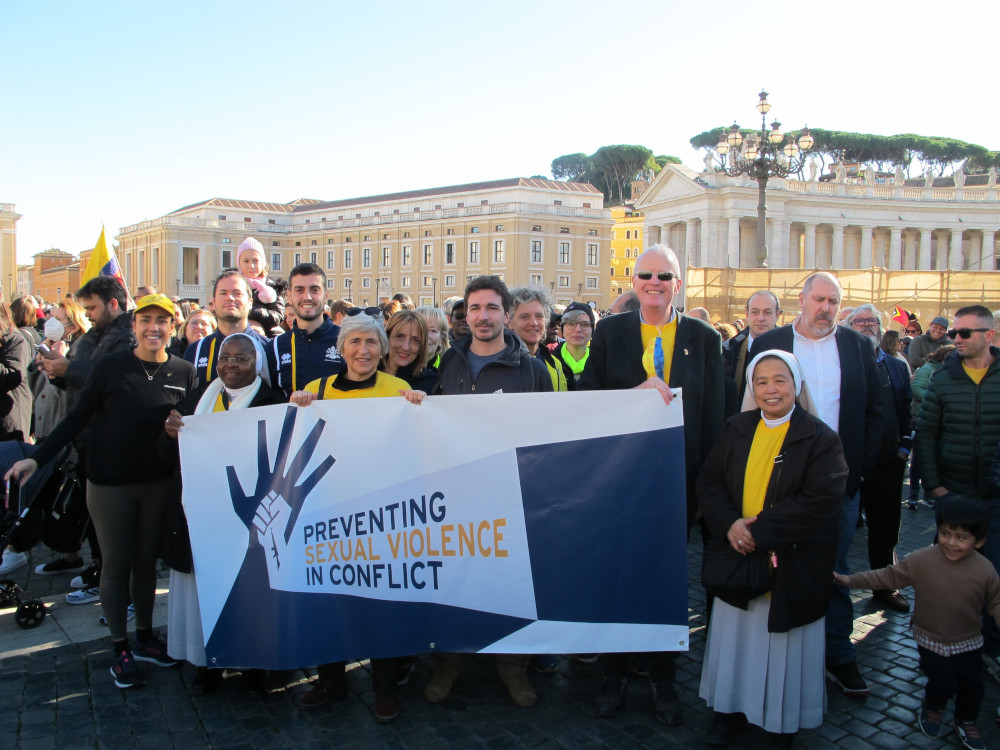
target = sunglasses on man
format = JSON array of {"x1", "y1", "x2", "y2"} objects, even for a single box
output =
[
  {"x1": 635, "y1": 271, "x2": 677, "y2": 282},
  {"x1": 948, "y1": 328, "x2": 991, "y2": 339}
]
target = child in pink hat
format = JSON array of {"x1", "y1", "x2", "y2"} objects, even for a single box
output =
[{"x1": 237, "y1": 237, "x2": 286, "y2": 336}]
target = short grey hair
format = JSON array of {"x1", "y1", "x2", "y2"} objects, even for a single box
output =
[
  {"x1": 802, "y1": 271, "x2": 842, "y2": 298},
  {"x1": 336, "y1": 313, "x2": 389, "y2": 358},
  {"x1": 634, "y1": 244, "x2": 681, "y2": 278},
  {"x1": 845, "y1": 303, "x2": 884, "y2": 338},
  {"x1": 509, "y1": 285, "x2": 553, "y2": 321}
]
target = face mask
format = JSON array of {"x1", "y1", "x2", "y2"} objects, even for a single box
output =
[{"x1": 44, "y1": 317, "x2": 65, "y2": 341}]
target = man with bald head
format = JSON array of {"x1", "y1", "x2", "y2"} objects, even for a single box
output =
[
  {"x1": 723, "y1": 290, "x2": 781, "y2": 396},
  {"x1": 581, "y1": 244, "x2": 724, "y2": 726},
  {"x1": 749, "y1": 271, "x2": 881, "y2": 698}
]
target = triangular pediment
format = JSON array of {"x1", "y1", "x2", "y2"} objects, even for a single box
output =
[{"x1": 634, "y1": 164, "x2": 708, "y2": 209}]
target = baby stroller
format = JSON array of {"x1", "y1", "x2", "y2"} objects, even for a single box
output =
[{"x1": 0, "y1": 441, "x2": 72, "y2": 630}]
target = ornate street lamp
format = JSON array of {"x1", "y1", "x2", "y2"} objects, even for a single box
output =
[{"x1": 712, "y1": 90, "x2": 813, "y2": 267}]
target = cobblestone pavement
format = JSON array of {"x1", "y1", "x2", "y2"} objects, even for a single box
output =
[{"x1": 3, "y1": 499, "x2": 999, "y2": 749}]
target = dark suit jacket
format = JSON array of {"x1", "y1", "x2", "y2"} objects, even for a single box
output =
[
  {"x1": 580, "y1": 309, "x2": 725, "y2": 523},
  {"x1": 748, "y1": 324, "x2": 881, "y2": 497},
  {"x1": 880, "y1": 353, "x2": 913, "y2": 454}
]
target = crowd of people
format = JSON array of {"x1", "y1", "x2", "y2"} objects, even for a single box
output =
[{"x1": 1, "y1": 233, "x2": 999, "y2": 748}]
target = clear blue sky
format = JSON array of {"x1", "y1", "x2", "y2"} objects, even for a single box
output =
[{"x1": 2, "y1": 0, "x2": 995, "y2": 263}]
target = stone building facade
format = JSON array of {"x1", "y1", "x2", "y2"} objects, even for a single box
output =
[{"x1": 116, "y1": 178, "x2": 612, "y2": 308}]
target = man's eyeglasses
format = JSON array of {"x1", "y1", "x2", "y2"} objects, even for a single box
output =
[
  {"x1": 346, "y1": 307, "x2": 382, "y2": 318},
  {"x1": 635, "y1": 271, "x2": 676, "y2": 282},
  {"x1": 218, "y1": 355, "x2": 253, "y2": 366},
  {"x1": 851, "y1": 318, "x2": 879, "y2": 327},
  {"x1": 948, "y1": 328, "x2": 991, "y2": 339}
]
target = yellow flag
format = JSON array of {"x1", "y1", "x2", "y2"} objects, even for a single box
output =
[{"x1": 81, "y1": 227, "x2": 125, "y2": 286}]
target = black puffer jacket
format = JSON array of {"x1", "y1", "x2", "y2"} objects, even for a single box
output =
[
  {"x1": 915, "y1": 347, "x2": 1000, "y2": 498},
  {"x1": 698, "y1": 407, "x2": 847, "y2": 633},
  {"x1": 435, "y1": 331, "x2": 552, "y2": 395},
  {"x1": 248, "y1": 277, "x2": 287, "y2": 336}
]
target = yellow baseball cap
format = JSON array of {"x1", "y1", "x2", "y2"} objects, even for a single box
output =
[{"x1": 134, "y1": 293, "x2": 176, "y2": 317}]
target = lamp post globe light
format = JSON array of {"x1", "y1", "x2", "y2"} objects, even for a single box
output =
[{"x1": 713, "y1": 90, "x2": 813, "y2": 267}]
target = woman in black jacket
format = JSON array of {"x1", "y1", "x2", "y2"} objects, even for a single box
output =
[{"x1": 697, "y1": 350, "x2": 847, "y2": 747}]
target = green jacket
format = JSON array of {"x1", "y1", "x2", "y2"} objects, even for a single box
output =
[
  {"x1": 910, "y1": 360, "x2": 941, "y2": 418},
  {"x1": 915, "y1": 347, "x2": 1000, "y2": 498}
]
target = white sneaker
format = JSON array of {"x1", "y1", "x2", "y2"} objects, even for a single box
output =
[
  {"x1": 0, "y1": 551, "x2": 27, "y2": 575},
  {"x1": 66, "y1": 586, "x2": 100, "y2": 605}
]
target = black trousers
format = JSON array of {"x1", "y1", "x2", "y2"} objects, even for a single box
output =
[
  {"x1": 860, "y1": 455, "x2": 906, "y2": 590},
  {"x1": 919, "y1": 646, "x2": 984, "y2": 723}
]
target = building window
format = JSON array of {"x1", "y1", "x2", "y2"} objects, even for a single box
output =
[
  {"x1": 381, "y1": 247, "x2": 391, "y2": 267},
  {"x1": 401, "y1": 276, "x2": 411, "y2": 288},
  {"x1": 532, "y1": 225, "x2": 542, "y2": 232},
  {"x1": 560, "y1": 227, "x2": 570, "y2": 234},
  {"x1": 494, "y1": 240, "x2": 504, "y2": 263},
  {"x1": 446, "y1": 228, "x2": 455, "y2": 235},
  {"x1": 531, "y1": 240, "x2": 542, "y2": 263},
  {"x1": 269, "y1": 219, "x2": 276, "y2": 225},
  {"x1": 311, "y1": 239, "x2": 318, "y2": 246},
  {"x1": 272, "y1": 241, "x2": 280, "y2": 247},
  {"x1": 445, "y1": 274, "x2": 455, "y2": 287},
  {"x1": 424, "y1": 230, "x2": 431, "y2": 237},
  {"x1": 495, "y1": 225, "x2": 504, "y2": 232},
  {"x1": 559, "y1": 242, "x2": 570, "y2": 264},
  {"x1": 295, "y1": 241, "x2": 301, "y2": 247},
  {"x1": 346, "y1": 237, "x2": 352, "y2": 242},
  {"x1": 344, "y1": 249, "x2": 353, "y2": 269},
  {"x1": 403, "y1": 232, "x2": 411, "y2": 239},
  {"x1": 328, "y1": 238, "x2": 335, "y2": 244},
  {"x1": 244, "y1": 217, "x2": 252, "y2": 223},
  {"x1": 310, "y1": 252, "x2": 317, "y2": 264},
  {"x1": 383, "y1": 233, "x2": 390, "y2": 240},
  {"x1": 402, "y1": 245, "x2": 412, "y2": 266},
  {"x1": 343, "y1": 278, "x2": 351, "y2": 289},
  {"x1": 362, "y1": 248, "x2": 371, "y2": 268},
  {"x1": 222, "y1": 237, "x2": 231, "y2": 244},
  {"x1": 422, "y1": 275, "x2": 432, "y2": 287},
  {"x1": 221, "y1": 250, "x2": 232, "y2": 268},
  {"x1": 327, "y1": 251, "x2": 334, "y2": 269},
  {"x1": 362, "y1": 277, "x2": 371, "y2": 288},
  {"x1": 554, "y1": 200, "x2": 562, "y2": 206},
  {"x1": 625, "y1": 248, "x2": 631, "y2": 258},
  {"x1": 626, "y1": 230, "x2": 631, "y2": 240},
  {"x1": 471, "y1": 227, "x2": 479, "y2": 234},
  {"x1": 325, "y1": 279, "x2": 334, "y2": 289},
  {"x1": 469, "y1": 241, "x2": 479, "y2": 264},
  {"x1": 530, "y1": 274, "x2": 542, "y2": 285},
  {"x1": 586, "y1": 277, "x2": 598, "y2": 289},
  {"x1": 294, "y1": 253, "x2": 301, "y2": 266},
  {"x1": 363, "y1": 235, "x2": 370, "y2": 242},
  {"x1": 610, "y1": 248, "x2": 616, "y2": 257},
  {"x1": 611, "y1": 230, "x2": 616, "y2": 239},
  {"x1": 588, "y1": 228, "x2": 598, "y2": 236},
  {"x1": 218, "y1": 215, "x2": 226, "y2": 221},
  {"x1": 624, "y1": 266, "x2": 631, "y2": 276},
  {"x1": 423, "y1": 244, "x2": 432, "y2": 265},
  {"x1": 558, "y1": 275, "x2": 570, "y2": 287},
  {"x1": 445, "y1": 243, "x2": 455, "y2": 264},
  {"x1": 271, "y1": 253, "x2": 281, "y2": 272}
]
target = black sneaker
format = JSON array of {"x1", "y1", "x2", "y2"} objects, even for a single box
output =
[
  {"x1": 133, "y1": 633, "x2": 177, "y2": 667},
  {"x1": 825, "y1": 661, "x2": 868, "y2": 697},
  {"x1": 650, "y1": 681, "x2": 683, "y2": 726},
  {"x1": 70, "y1": 562, "x2": 100, "y2": 589},
  {"x1": 955, "y1": 720, "x2": 986, "y2": 750},
  {"x1": 110, "y1": 649, "x2": 144, "y2": 689},
  {"x1": 594, "y1": 676, "x2": 628, "y2": 717},
  {"x1": 919, "y1": 702, "x2": 943, "y2": 738},
  {"x1": 34, "y1": 557, "x2": 87, "y2": 575}
]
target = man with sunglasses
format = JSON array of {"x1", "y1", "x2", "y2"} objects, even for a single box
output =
[
  {"x1": 580, "y1": 244, "x2": 725, "y2": 726},
  {"x1": 915, "y1": 305, "x2": 1000, "y2": 675},
  {"x1": 908, "y1": 315, "x2": 950, "y2": 370},
  {"x1": 748, "y1": 271, "x2": 882, "y2": 699},
  {"x1": 267, "y1": 263, "x2": 343, "y2": 399}
]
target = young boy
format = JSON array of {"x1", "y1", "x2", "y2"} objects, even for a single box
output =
[{"x1": 835, "y1": 496, "x2": 1000, "y2": 750}]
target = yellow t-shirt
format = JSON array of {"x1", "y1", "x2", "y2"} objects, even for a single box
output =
[
  {"x1": 640, "y1": 319, "x2": 677, "y2": 383},
  {"x1": 742, "y1": 420, "x2": 791, "y2": 518},
  {"x1": 212, "y1": 393, "x2": 228, "y2": 412},
  {"x1": 303, "y1": 371, "x2": 411, "y2": 400},
  {"x1": 963, "y1": 361, "x2": 989, "y2": 386}
]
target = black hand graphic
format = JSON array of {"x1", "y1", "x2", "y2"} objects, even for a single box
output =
[{"x1": 227, "y1": 406, "x2": 336, "y2": 546}]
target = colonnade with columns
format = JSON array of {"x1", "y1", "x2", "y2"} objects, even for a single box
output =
[{"x1": 647, "y1": 218, "x2": 999, "y2": 272}]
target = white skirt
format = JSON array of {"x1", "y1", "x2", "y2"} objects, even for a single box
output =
[
  {"x1": 167, "y1": 569, "x2": 207, "y2": 667},
  {"x1": 699, "y1": 595, "x2": 826, "y2": 733}
]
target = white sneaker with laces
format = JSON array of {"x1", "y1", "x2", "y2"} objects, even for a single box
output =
[
  {"x1": 0, "y1": 551, "x2": 27, "y2": 575},
  {"x1": 66, "y1": 586, "x2": 100, "y2": 605}
]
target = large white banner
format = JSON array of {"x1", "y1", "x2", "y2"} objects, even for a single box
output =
[{"x1": 178, "y1": 390, "x2": 689, "y2": 669}]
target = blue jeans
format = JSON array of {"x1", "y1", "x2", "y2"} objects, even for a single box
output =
[{"x1": 826, "y1": 492, "x2": 859, "y2": 666}]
